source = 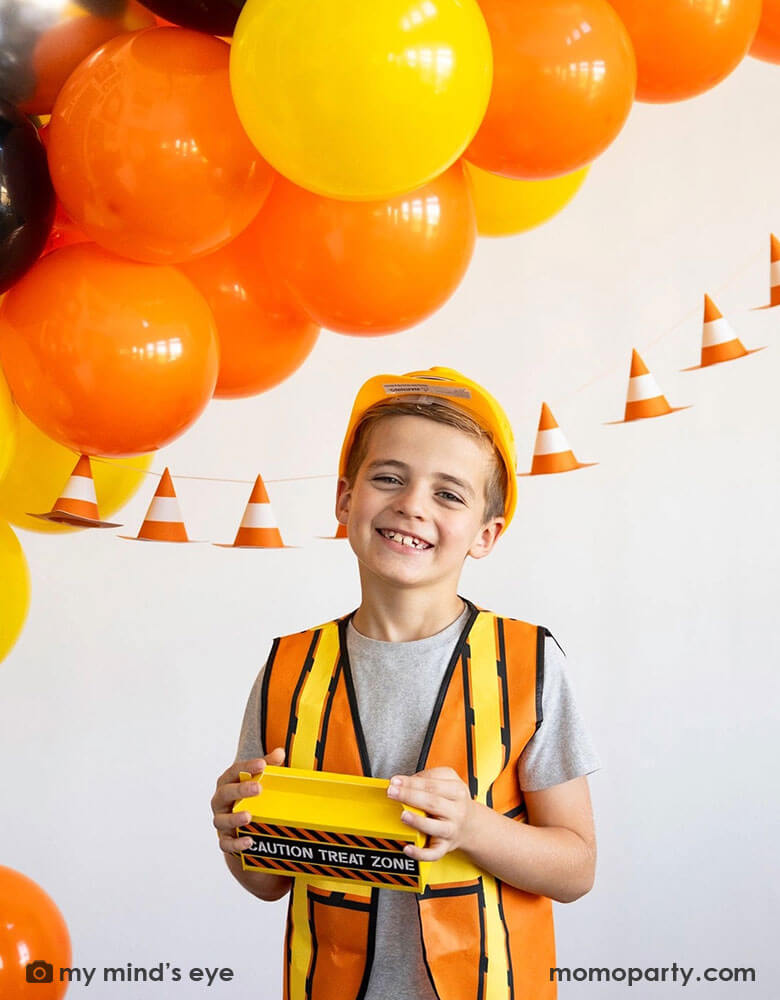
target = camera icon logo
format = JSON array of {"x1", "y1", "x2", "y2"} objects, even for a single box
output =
[{"x1": 26, "y1": 961, "x2": 54, "y2": 983}]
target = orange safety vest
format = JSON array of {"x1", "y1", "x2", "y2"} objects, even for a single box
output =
[{"x1": 261, "y1": 597, "x2": 557, "y2": 1000}]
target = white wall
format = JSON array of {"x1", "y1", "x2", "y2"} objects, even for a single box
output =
[{"x1": 2, "y1": 53, "x2": 779, "y2": 999}]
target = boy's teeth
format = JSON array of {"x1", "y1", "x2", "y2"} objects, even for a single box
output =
[{"x1": 381, "y1": 529, "x2": 429, "y2": 548}]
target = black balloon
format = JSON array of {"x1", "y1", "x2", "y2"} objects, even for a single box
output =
[
  {"x1": 140, "y1": 0, "x2": 245, "y2": 35},
  {"x1": 0, "y1": 101, "x2": 55, "y2": 295}
]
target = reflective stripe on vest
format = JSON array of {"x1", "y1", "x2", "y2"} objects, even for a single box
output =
[{"x1": 262, "y1": 598, "x2": 557, "y2": 1000}]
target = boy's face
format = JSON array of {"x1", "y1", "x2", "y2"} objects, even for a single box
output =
[{"x1": 335, "y1": 414, "x2": 505, "y2": 595}]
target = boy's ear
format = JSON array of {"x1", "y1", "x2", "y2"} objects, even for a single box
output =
[
  {"x1": 468, "y1": 516, "x2": 505, "y2": 560},
  {"x1": 335, "y1": 476, "x2": 351, "y2": 525}
]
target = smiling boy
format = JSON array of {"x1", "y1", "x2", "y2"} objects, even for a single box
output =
[{"x1": 212, "y1": 367, "x2": 601, "y2": 1000}]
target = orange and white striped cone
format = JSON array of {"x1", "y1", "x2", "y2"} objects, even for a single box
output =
[
  {"x1": 752, "y1": 233, "x2": 780, "y2": 310},
  {"x1": 771, "y1": 233, "x2": 780, "y2": 307},
  {"x1": 215, "y1": 475, "x2": 295, "y2": 548},
  {"x1": 519, "y1": 403, "x2": 597, "y2": 476},
  {"x1": 120, "y1": 467, "x2": 194, "y2": 542},
  {"x1": 318, "y1": 521, "x2": 349, "y2": 540},
  {"x1": 30, "y1": 455, "x2": 121, "y2": 527},
  {"x1": 681, "y1": 295, "x2": 765, "y2": 370},
  {"x1": 607, "y1": 350, "x2": 690, "y2": 424}
]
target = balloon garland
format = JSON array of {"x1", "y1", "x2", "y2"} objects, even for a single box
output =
[{"x1": 1, "y1": 3, "x2": 772, "y2": 450}]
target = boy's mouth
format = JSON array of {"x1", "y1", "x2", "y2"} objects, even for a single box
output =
[{"x1": 376, "y1": 528, "x2": 433, "y2": 550}]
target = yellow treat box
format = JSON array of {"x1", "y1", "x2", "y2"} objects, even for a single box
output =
[{"x1": 233, "y1": 765, "x2": 427, "y2": 892}]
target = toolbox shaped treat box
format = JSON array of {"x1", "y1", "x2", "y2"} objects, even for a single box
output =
[{"x1": 234, "y1": 765, "x2": 432, "y2": 892}]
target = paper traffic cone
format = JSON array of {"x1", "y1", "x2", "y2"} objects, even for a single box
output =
[
  {"x1": 607, "y1": 350, "x2": 690, "y2": 424},
  {"x1": 215, "y1": 475, "x2": 295, "y2": 548},
  {"x1": 120, "y1": 468, "x2": 192, "y2": 542},
  {"x1": 519, "y1": 403, "x2": 597, "y2": 476},
  {"x1": 29, "y1": 455, "x2": 121, "y2": 527},
  {"x1": 752, "y1": 233, "x2": 780, "y2": 310},
  {"x1": 681, "y1": 295, "x2": 765, "y2": 371},
  {"x1": 317, "y1": 522, "x2": 349, "y2": 540}
]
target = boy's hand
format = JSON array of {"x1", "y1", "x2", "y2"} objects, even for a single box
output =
[
  {"x1": 211, "y1": 747, "x2": 285, "y2": 854},
  {"x1": 388, "y1": 766, "x2": 477, "y2": 862}
]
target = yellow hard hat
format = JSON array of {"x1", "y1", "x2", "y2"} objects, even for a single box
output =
[{"x1": 338, "y1": 367, "x2": 518, "y2": 528}]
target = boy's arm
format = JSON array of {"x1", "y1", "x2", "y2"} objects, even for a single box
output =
[
  {"x1": 464, "y1": 776, "x2": 596, "y2": 902},
  {"x1": 389, "y1": 770, "x2": 596, "y2": 903}
]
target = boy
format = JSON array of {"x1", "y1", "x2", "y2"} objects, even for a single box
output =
[{"x1": 211, "y1": 367, "x2": 600, "y2": 999}]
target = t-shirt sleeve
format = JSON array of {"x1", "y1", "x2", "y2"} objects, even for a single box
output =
[
  {"x1": 517, "y1": 633, "x2": 602, "y2": 791},
  {"x1": 233, "y1": 659, "x2": 267, "y2": 764}
]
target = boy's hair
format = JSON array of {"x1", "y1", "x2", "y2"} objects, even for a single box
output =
[{"x1": 342, "y1": 398, "x2": 508, "y2": 525}]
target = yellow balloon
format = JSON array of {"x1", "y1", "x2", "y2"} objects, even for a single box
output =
[
  {"x1": 0, "y1": 412, "x2": 153, "y2": 534},
  {"x1": 464, "y1": 161, "x2": 590, "y2": 236},
  {"x1": 0, "y1": 363, "x2": 17, "y2": 483},
  {"x1": 230, "y1": 0, "x2": 493, "y2": 201},
  {"x1": 0, "y1": 520, "x2": 30, "y2": 665}
]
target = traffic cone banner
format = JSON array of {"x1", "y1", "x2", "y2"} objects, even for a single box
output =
[
  {"x1": 520, "y1": 403, "x2": 597, "y2": 475},
  {"x1": 681, "y1": 295, "x2": 765, "y2": 370},
  {"x1": 30, "y1": 455, "x2": 121, "y2": 528},
  {"x1": 121, "y1": 468, "x2": 191, "y2": 542},
  {"x1": 215, "y1": 475, "x2": 294, "y2": 548},
  {"x1": 28, "y1": 310, "x2": 763, "y2": 540}
]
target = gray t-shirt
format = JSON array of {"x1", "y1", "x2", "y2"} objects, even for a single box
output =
[{"x1": 234, "y1": 604, "x2": 601, "y2": 1000}]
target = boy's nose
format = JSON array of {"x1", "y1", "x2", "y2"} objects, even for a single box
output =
[{"x1": 394, "y1": 483, "x2": 428, "y2": 518}]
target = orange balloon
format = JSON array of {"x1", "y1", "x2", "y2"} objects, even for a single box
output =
[
  {"x1": 0, "y1": 243, "x2": 219, "y2": 456},
  {"x1": 750, "y1": 0, "x2": 780, "y2": 62},
  {"x1": 179, "y1": 220, "x2": 320, "y2": 398},
  {"x1": 0, "y1": 866, "x2": 71, "y2": 999},
  {"x1": 465, "y1": 0, "x2": 636, "y2": 179},
  {"x1": 48, "y1": 27, "x2": 274, "y2": 264},
  {"x1": 608, "y1": 0, "x2": 761, "y2": 102},
  {"x1": 255, "y1": 163, "x2": 477, "y2": 335},
  {"x1": 17, "y1": 1, "x2": 156, "y2": 115}
]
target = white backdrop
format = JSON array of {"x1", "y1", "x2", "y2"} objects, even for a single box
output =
[{"x1": 2, "y1": 52, "x2": 780, "y2": 1000}]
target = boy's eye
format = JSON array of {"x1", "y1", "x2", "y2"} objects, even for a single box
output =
[
  {"x1": 373, "y1": 475, "x2": 400, "y2": 484},
  {"x1": 438, "y1": 491, "x2": 463, "y2": 503}
]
